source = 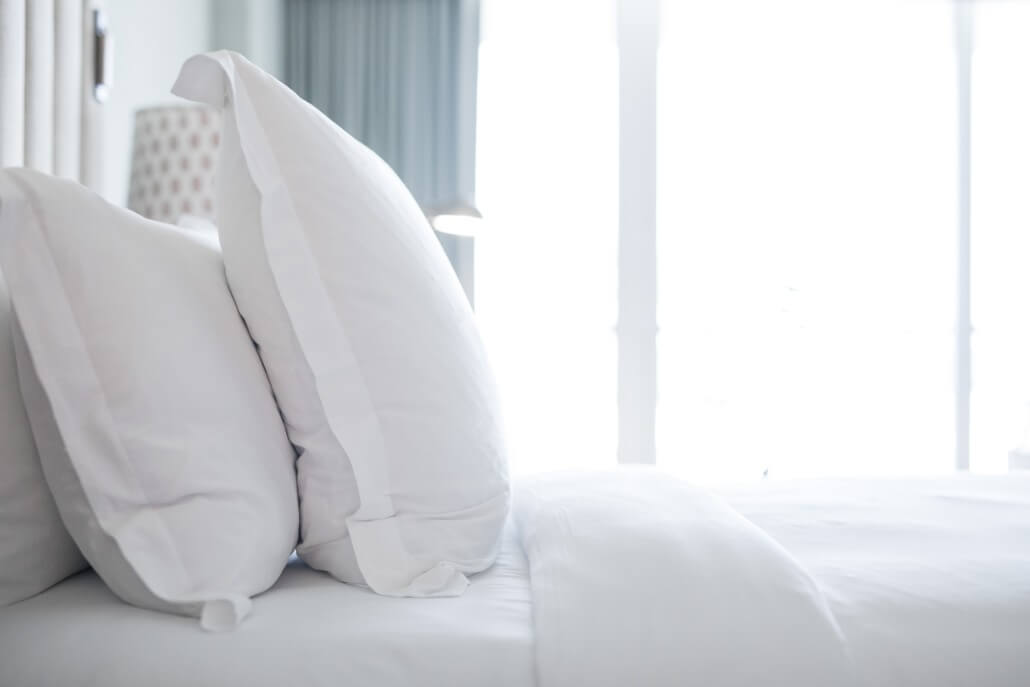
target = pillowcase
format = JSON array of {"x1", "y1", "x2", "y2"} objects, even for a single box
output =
[
  {"x1": 0, "y1": 169, "x2": 298, "y2": 629},
  {"x1": 173, "y1": 51, "x2": 510, "y2": 597},
  {"x1": 0, "y1": 268, "x2": 85, "y2": 607}
]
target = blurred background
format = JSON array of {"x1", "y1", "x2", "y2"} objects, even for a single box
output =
[{"x1": 83, "y1": 0, "x2": 1030, "y2": 481}]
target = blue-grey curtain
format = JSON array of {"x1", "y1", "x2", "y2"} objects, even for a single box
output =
[{"x1": 283, "y1": 0, "x2": 479, "y2": 212}]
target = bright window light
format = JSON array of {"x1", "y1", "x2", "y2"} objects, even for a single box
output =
[
  {"x1": 475, "y1": 0, "x2": 619, "y2": 474},
  {"x1": 657, "y1": 0, "x2": 959, "y2": 482},
  {"x1": 475, "y1": 0, "x2": 1030, "y2": 480},
  {"x1": 970, "y1": 2, "x2": 1030, "y2": 474},
  {"x1": 655, "y1": 0, "x2": 959, "y2": 484}
]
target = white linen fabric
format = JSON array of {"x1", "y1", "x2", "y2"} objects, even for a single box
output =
[
  {"x1": 1, "y1": 474, "x2": 1029, "y2": 685},
  {"x1": 0, "y1": 169, "x2": 298, "y2": 629},
  {"x1": 720, "y1": 475, "x2": 1030, "y2": 687},
  {"x1": 514, "y1": 469, "x2": 857, "y2": 687},
  {"x1": 0, "y1": 523, "x2": 534, "y2": 687},
  {"x1": 0, "y1": 266, "x2": 85, "y2": 607},
  {"x1": 171, "y1": 51, "x2": 510, "y2": 597}
]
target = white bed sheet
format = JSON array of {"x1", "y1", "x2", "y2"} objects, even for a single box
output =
[
  {"x1": 719, "y1": 474, "x2": 1030, "y2": 687},
  {"x1": 0, "y1": 525, "x2": 535, "y2": 687}
]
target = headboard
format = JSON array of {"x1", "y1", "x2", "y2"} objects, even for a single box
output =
[{"x1": 0, "y1": 0, "x2": 104, "y2": 188}]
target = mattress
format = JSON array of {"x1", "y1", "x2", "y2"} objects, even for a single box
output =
[{"x1": 2, "y1": 474, "x2": 1028, "y2": 687}]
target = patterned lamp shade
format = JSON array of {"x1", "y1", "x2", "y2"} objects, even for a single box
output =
[{"x1": 127, "y1": 105, "x2": 221, "y2": 223}]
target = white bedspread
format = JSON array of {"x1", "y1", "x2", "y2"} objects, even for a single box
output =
[
  {"x1": 514, "y1": 469, "x2": 856, "y2": 687},
  {"x1": 720, "y1": 475, "x2": 1030, "y2": 687}
]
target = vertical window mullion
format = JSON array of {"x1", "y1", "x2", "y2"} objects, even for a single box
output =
[
  {"x1": 616, "y1": 0, "x2": 659, "y2": 464},
  {"x1": 955, "y1": 0, "x2": 973, "y2": 471}
]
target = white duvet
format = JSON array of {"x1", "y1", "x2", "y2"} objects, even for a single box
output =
[
  {"x1": 720, "y1": 475, "x2": 1030, "y2": 687},
  {"x1": 515, "y1": 469, "x2": 856, "y2": 687}
]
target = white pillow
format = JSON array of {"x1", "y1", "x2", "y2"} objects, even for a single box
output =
[
  {"x1": 0, "y1": 268, "x2": 85, "y2": 607},
  {"x1": 173, "y1": 51, "x2": 510, "y2": 597},
  {"x1": 0, "y1": 169, "x2": 298, "y2": 629}
]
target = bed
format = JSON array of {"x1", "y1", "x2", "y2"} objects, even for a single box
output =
[
  {"x1": 3, "y1": 472, "x2": 1028, "y2": 687},
  {"x1": 719, "y1": 475, "x2": 1030, "y2": 687},
  {"x1": 2, "y1": 6, "x2": 1028, "y2": 686},
  {"x1": 0, "y1": 526, "x2": 535, "y2": 687}
]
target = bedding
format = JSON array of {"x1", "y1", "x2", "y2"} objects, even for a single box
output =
[
  {"x1": 718, "y1": 475, "x2": 1030, "y2": 687},
  {"x1": 0, "y1": 524, "x2": 534, "y2": 687},
  {"x1": 0, "y1": 169, "x2": 298, "y2": 629},
  {"x1": 171, "y1": 51, "x2": 509, "y2": 598},
  {"x1": 1, "y1": 472, "x2": 1028, "y2": 687},
  {"x1": 0, "y1": 266, "x2": 84, "y2": 607},
  {"x1": 516, "y1": 470, "x2": 855, "y2": 687}
]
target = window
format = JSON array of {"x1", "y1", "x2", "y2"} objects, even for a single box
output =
[
  {"x1": 971, "y1": 1, "x2": 1030, "y2": 473},
  {"x1": 657, "y1": 0, "x2": 956, "y2": 481},
  {"x1": 475, "y1": 0, "x2": 619, "y2": 474},
  {"x1": 475, "y1": 0, "x2": 1028, "y2": 480}
]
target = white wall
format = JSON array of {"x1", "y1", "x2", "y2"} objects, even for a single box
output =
[{"x1": 97, "y1": 0, "x2": 213, "y2": 204}]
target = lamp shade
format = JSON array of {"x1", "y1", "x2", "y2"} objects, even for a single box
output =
[{"x1": 127, "y1": 104, "x2": 221, "y2": 223}]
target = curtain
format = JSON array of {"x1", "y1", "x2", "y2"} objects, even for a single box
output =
[
  {"x1": 0, "y1": 0, "x2": 90, "y2": 182},
  {"x1": 283, "y1": 0, "x2": 478, "y2": 212}
]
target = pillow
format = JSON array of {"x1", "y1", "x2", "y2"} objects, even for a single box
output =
[
  {"x1": 0, "y1": 268, "x2": 85, "y2": 607},
  {"x1": 0, "y1": 169, "x2": 298, "y2": 629},
  {"x1": 176, "y1": 213, "x2": 219, "y2": 236},
  {"x1": 172, "y1": 51, "x2": 510, "y2": 597}
]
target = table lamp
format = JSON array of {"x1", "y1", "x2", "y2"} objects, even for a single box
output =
[{"x1": 127, "y1": 104, "x2": 221, "y2": 224}]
